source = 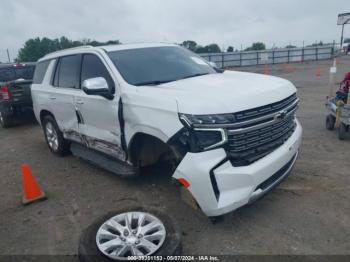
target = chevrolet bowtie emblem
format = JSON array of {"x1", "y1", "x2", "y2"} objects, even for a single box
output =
[{"x1": 275, "y1": 110, "x2": 288, "y2": 120}]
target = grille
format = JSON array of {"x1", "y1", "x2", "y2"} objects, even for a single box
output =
[{"x1": 226, "y1": 94, "x2": 298, "y2": 166}]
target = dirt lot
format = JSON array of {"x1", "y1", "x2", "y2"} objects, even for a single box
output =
[{"x1": 0, "y1": 56, "x2": 349, "y2": 257}]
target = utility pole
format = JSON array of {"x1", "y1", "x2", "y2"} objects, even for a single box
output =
[
  {"x1": 6, "y1": 49, "x2": 11, "y2": 62},
  {"x1": 340, "y1": 23, "x2": 345, "y2": 47}
]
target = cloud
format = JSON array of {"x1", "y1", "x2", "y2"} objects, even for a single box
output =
[{"x1": 0, "y1": 0, "x2": 348, "y2": 61}]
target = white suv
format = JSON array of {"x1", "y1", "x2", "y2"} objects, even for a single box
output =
[{"x1": 31, "y1": 43, "x2": 302, "y2": 217}]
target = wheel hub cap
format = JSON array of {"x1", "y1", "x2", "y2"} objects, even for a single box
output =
[
  {"x1": 96, "y1": 211, "x2": 166, "y2": 260},
  {"x1": 45, "y1": 122, "x2": 58, "y2": 151}
]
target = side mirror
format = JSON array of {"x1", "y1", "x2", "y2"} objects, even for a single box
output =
[{"x1": 82, "y1": 77, "x2": 113, "y2": 99}]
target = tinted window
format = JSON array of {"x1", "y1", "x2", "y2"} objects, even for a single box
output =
[
  {"x1": 81, "y1": 54, "x2": 114, "y2": 91},
  {"x1": 0, "y1": 68, "x2": 14, "y2": 82},
  {"x1": 54, "y1": 55, "x2": 80, "y2": 88},
  {"x1": 33, "y1": 61, "x2": 50, "y2": 84},
  {"x1": 0, "y1": 65, "x2": 35, "y2": 82},
  {"x1": 107, "y1": 46, "x2": 215, "y2": 86}
]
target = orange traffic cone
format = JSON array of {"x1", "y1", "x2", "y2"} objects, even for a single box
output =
[
  {"x1": 22, "y1": 164, "x2": 46, "y2": 205},
  {"x1": 315, "y1": 68, "x2": 321, "y2": 77},
  {"x1": 263, "y1": 64, "x2": 270, "y2": 75}
]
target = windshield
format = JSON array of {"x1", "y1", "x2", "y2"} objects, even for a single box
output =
[
  {"x1": 108, "y1": 46, "x2": 216, "y2": 86},
  {"x1": 0, "y1": 65, "x2": 35, "y2": 82}
]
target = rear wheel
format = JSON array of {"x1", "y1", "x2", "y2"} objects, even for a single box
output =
[
  {"x1": 0, "y1": 109, "x2": 12, "y2": 128},
  {"x1": 326, "y1": 114, "x2": 335, "y2": 131},
  {"x1": 42, "y1": 115, "x2": 70, "y2": 155},
  {"x1": 338, "y1": 123, "x2": 348, "y2": 140}
]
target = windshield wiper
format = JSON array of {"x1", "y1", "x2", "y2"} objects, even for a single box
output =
[
  {"x1": 135, "y1": 80, "x2": 175, "y2": 86},
  {"x1": 179, "y1": 73, "x2": 210, "y2": 80},
  {"x1": 135, "y1": 73, "x2": 211, "y2": 86}
]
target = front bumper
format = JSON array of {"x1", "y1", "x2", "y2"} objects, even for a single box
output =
[{"x1": 173, "y1": 120, "x2": 302, "y2": 217}]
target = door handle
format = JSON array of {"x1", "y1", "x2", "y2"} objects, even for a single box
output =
[{"x1": 76, "y1": 100, "x2": 84, "y2": 105}]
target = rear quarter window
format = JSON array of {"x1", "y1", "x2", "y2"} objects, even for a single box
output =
[{"x1": 33, "y1": 61, "x2": 50, "y2": 84}]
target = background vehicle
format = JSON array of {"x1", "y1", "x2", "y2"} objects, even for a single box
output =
[
  {"x1": 0, "y1": 63, "x2": 36, "y2": 127},
  {"x1": 31, "y1": 43, "x2": 302, "y2": 218}
]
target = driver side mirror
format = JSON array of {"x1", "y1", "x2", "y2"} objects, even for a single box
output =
[{"x1": 82, "y1": 77, "x2": 114, "y2": 99}]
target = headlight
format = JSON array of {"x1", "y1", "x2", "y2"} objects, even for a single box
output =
[
  {"x1": 179, "y1": 113, "x2": 236, "y2": 127},
  {"x1": 193, "y1": 128, "x2": 228, "y2": 150},
  {"x1": 178, "y1": 113, "x2": 229, "y2": 151}
]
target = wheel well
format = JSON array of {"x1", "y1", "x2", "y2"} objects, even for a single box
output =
[
  {"x1": 128, "y1": 133, "x2": 176, "y2": 167},
  {"x1": 39, "y1": 110, "x2": 54, "y2": 125}
]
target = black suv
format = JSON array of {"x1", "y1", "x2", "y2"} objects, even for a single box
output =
[{"x1": 0, "y1": 63, "x2": 36, "y2": 127}]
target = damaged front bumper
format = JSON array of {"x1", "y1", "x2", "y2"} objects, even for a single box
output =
[{"x1": 172, "y1": 120, "x2": 302, "y2": 217}]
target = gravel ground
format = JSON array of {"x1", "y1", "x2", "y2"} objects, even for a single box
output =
[{"x1": 0, "y1": 56, "x2": 349, "y2": 257}]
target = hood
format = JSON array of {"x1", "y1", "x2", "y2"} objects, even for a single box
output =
[
  {"x1": 136, "y1": 71, "x2": 297, "y2": 115},
  {"x1": 167, "y1": 71, "x2": 296, "y2": 114}
]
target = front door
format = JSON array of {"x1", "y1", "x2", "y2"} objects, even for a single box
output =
[{"x1": 74, "y1": 53, "x2": 125, "y2": 160}]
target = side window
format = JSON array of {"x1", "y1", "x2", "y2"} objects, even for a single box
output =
[
  {"x1": 33, "y1": 61, "x2": 50, "y2": 84},
  {"x1": 81, "y1": 54, "x2": 114, "y2": 92},
  {"x1": 53, "y1": 55, "x2": 81, "y2": 88}
]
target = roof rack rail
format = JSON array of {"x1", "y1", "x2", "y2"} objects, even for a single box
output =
[{"x1": 45, "y1": 45, "x2": 94, "y2": 56}]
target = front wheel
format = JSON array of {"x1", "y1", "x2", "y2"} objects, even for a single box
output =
[{"x1": 42, "y1": 115, "x2": 70, "y2": 155}]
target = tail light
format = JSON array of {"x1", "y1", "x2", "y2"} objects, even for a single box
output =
[{"x1": 1, "y1": 86, "x2": 10, "y2": 101}]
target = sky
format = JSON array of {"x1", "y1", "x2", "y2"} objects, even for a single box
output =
[{"x1": 0, "y1": 0, "x2": 349, "y2": 62}]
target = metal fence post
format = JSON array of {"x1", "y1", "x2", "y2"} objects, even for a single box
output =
[
  {"x1": 301, "y1": 48, "x2": 304, "y2": 62},
  {"x1": 208, "y1": 55, "x2": 211, "y2": 62},
  {"x1": 222, "y1": 53, "x2": 224, "y2": 68},
  {"x1": 287, "y1": 50, "x2": 290, "y2": 63},
  {"x1": 256, "y1": 52, "x2": 259, "y2": 65},
  {"x1": 240, "y1": 52, "x2": 242, "y2": 66},
  {"x1": 272, "y1": 50, "x2": 275, "y2": 64},
  {"x1": 316, "y1": 47, "x2": 318, "y2": 61}
]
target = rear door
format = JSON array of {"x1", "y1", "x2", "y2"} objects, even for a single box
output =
[
  {"x1": 74, "y1": 53, "x2": 124, "y2": 160},
  {"x1": 49, "y1": 55, "x2": 81, "y2": 142}
]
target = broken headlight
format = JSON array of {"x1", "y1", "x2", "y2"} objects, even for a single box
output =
[
  {"x1": 179, "y1": 113, "x2": 236, "y2": 127},
  {"x1": 178, "y1": 113, "x2": 229, "y2": 151}
]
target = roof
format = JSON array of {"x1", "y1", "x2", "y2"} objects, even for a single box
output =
[{"x1": 40, "y1": 42, "x2": 177, "y2": 61}]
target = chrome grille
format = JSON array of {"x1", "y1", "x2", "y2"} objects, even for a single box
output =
[{"x1": 226, "y1": 94, "x2": 298, "y2": 166}]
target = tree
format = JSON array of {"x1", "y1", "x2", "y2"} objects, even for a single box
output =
[
  {"x1": 181, "y1": 41, "x2": 222, "y2": 53},
  {"x1": 205, "y1": 43, "x2": 221, "y2": 53},
  {"x1": 227, "y1": 46, "x2": 234, "y2": 52},
  {"x1": 17, "y1": 37, "x2": 121, "y2": 62},
  {"x1": 182, "y1": 40, "x2": 198, "y2": 52},
  {"x1": 245, "y1": 42, "x2": 266, "y2": 51}
]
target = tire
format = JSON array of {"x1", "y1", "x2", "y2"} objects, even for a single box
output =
[
  {"x1": 42, "y1": 115, "x2": 70, "y2": 155},
  {"x1": 338, "y1": 123, "x2": 348, "y2": 140},
  {"x1": 326, "y1": 114, "x2": 335, "y2": 131},
  {"x1": 78, "y1": 205, "x2": 182, "y2": 262},
  {"x1": 0, "y1": 109, "x2": 12, "y2": 128}
]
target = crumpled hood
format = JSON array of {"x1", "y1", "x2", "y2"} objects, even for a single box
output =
[{"x1": 137, "y1": 71, "x2": 297, "y2": 115}]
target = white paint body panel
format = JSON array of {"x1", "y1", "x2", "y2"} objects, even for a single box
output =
[
  {"x1": 31, "y1": 43, "x2": 303, "y2": 217},
  {"x1": 173, "y1": 121, "x2": 302, "y2": 216}
]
